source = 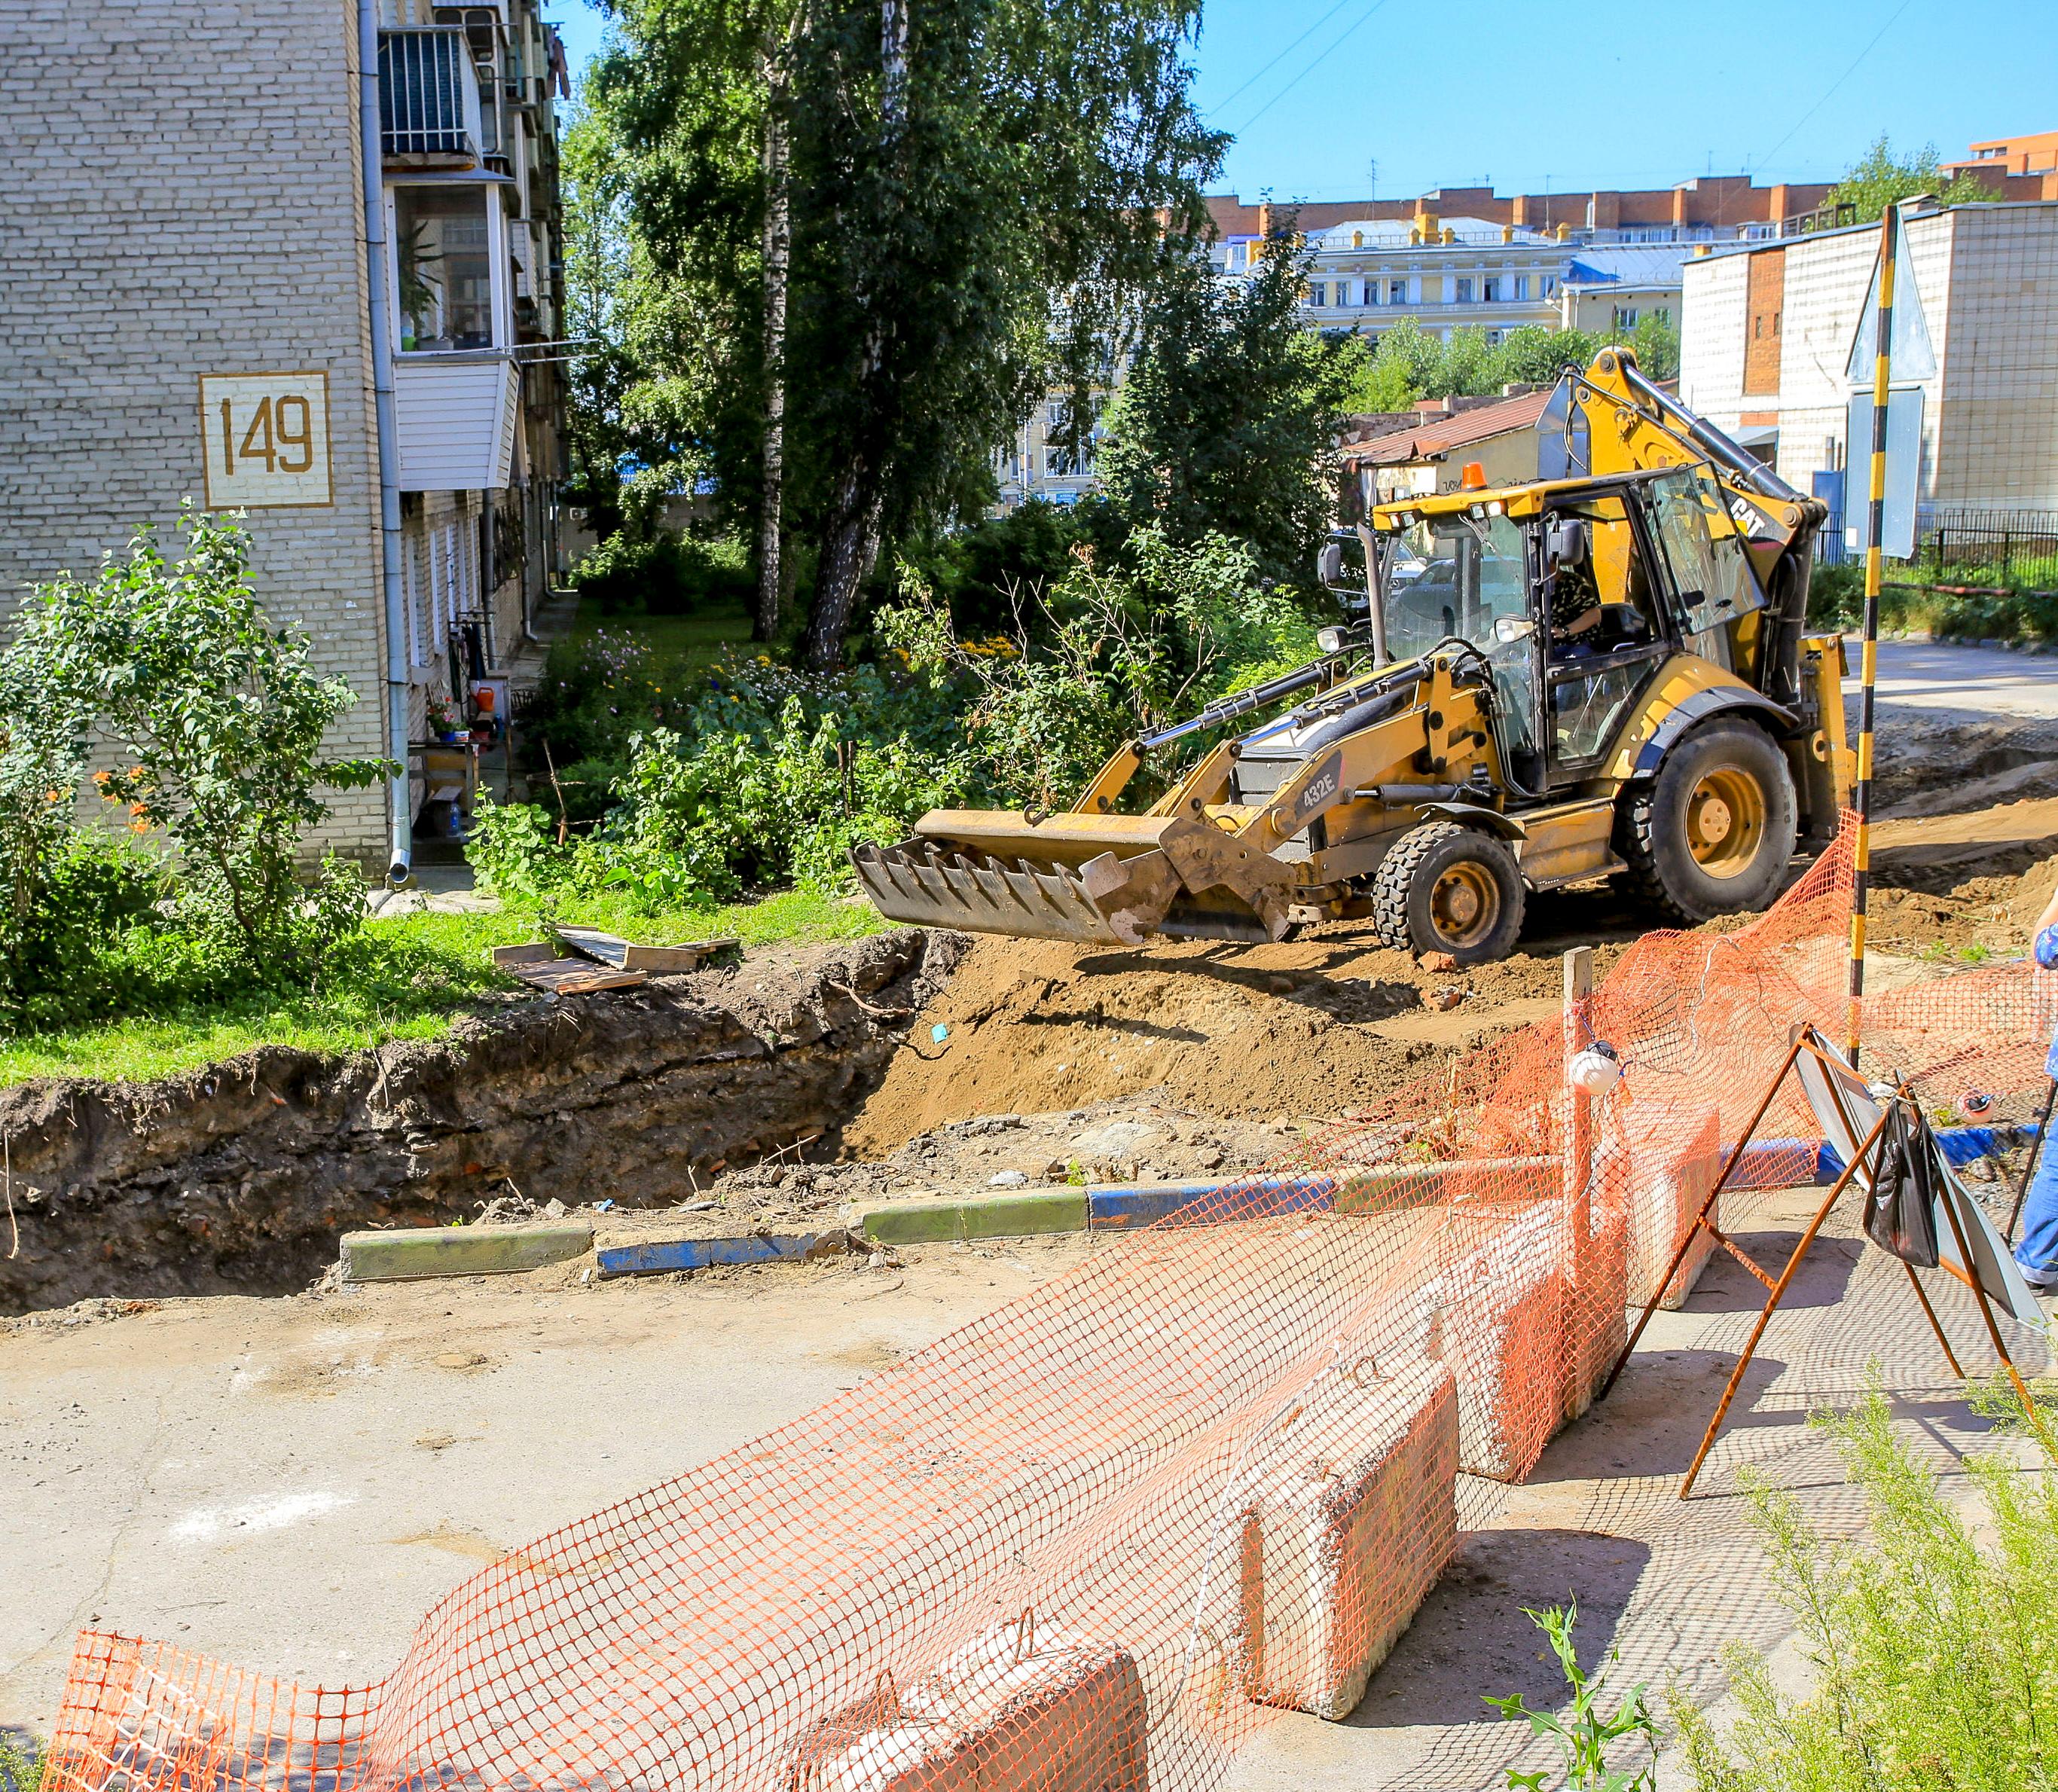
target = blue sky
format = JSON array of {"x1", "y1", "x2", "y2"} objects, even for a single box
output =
[{"x1": 542, "y1": 0, "x2": 2056, "y2": 201}]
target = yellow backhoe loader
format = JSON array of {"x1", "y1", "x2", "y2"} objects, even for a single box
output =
[{"x1": 853, "y1": 349, "x2": 1851, "y2": 963}]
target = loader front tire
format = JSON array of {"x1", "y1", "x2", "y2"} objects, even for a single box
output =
[
  {"x1": 1373, "y1": 821, "x2": 1526, "y2": 965},
  {"x1": 1617, "y1": 720, "x2": 1797, "y2": 923}
]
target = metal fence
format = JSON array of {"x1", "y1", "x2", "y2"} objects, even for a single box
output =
[
  {"x1": 1815, "y1": 504, "x2": 2058, "y2": 583},
  {"x1": 1917, "y1": 504, "x2": 2058, "y2": 582}
]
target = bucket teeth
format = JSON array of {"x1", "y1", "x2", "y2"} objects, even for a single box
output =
[
  {"x1": 850, "y1": 841, "x2": 1177, "y2": 946},
  {"x1": 850, "y1": 826, "x2": 1301, "y2": 948}
]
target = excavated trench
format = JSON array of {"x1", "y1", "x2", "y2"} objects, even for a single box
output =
[
  {"x1": 0, "y1": 931, "x2": 963, "y2": 1314},
  {"x1": 5, "y1": 769, "x2": 2054, "y2": 1317}
]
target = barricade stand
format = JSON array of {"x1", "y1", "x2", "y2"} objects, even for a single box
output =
[{"x1": 1602, "y1": 1024, "x2": 2044, "y2": 1498}]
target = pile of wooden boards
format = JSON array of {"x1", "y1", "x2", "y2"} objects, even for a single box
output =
[{"x1": 491, "y1": 927, "x2": 740, "y2": 996}]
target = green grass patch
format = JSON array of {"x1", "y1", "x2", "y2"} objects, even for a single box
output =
[
  {"x1": 570, "y1": 592, "x2": 754, "y2": 668},
  {"x1": 0, "y1": 887, "x2": 887, "y2": 1087}
]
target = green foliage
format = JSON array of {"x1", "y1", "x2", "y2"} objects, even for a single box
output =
[
  {"x1": 589, "y1": 0, "x2": 1226, "y2": 668},
  {"x1": 1336, "y1": 320, "x2": 1608, "y2": 414},
  {"x1": 885, "y1": 526, "x2": 1313, "y2": 808},
  {"x1": 1808, "y1": 559, "x2": 2058, "y2": 644},
  {"x1": 1673, "y1": 1382, "x2": 2058, "y2": 1792},
  {"x1": 0, "y1": 1732, "x2": 44, "y2": 1792},
  {"x1": 475, "y1": 652, "x2": 975, "y2": 911},
  {"x1": 1485, "y1": 1602, "x2": 1656, "y2": 1791},
  {"x1": 0, "y1": 508, "x2": 386, "y2": 1028},
  {"x1": 1097, "y1": 241, "x2": 1351, "y2": 583},
  {"x1": 569, "y1": 530, "x2": 756, "y2": 619},
  {"x1": 1830, "y1": 135, "x2": 1998, "y2": 225},
  {"x1": 896, "y1": 500, "x2": 1102, "y2": 638}
]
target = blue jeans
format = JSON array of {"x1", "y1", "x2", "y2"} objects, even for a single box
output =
[{"x1": 2016, "y1": 1124, "x2": 2058, "y2": 1285}]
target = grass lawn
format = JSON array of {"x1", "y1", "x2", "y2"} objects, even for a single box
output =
[
  {"x1": 0, "y1": 887, "x2": 887, "y2": 1088},
  {"x1": 571, "y1": 592, "x2": 756, "y2": 667}
]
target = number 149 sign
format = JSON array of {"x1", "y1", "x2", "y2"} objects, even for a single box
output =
[{"x1": 199, "y1": 371, "x2": 334, "y2": 508}]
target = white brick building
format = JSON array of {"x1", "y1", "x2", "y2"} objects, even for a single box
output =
[
  {"x1": 0, "y1": 0, "x2": 569, "y2": 869},
  {"x1": 1678, "y1": 200, "x2": 2058, "y2": 513}
]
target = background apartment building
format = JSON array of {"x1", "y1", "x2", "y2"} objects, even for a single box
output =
[
  {"x1": 1678, "y1": 199, "x2": 2058, "y2": 525},
  {"x1": 0, "y1": 0, "x2": 568, "y2": 869}
]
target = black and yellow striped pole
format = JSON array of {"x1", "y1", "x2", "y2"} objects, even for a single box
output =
[{"x1": 1847, "y1": 200, "x2": 1901, "y2": 1067}]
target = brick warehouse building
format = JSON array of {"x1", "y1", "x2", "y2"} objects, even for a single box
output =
[{"x1": 0, "y1": 0, "x2": 569, "y2": 872}]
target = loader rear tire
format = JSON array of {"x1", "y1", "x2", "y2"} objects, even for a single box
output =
[
  {"x1": 1373, "y1": 821, "x2": 1526, "y2": 965},
  {"x1": 1616, "y1": 719, "x2": 1797, "y2": 923}
]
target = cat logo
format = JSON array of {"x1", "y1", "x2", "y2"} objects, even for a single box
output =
[
  {"x1": 1728, "y1": 495, "x2": 1757, "y2": 530},
  {"x1": 1294, "y1": 752, "x2": 1345, "y2": 822}
]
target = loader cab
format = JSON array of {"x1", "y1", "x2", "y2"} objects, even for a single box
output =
[{"x1": 1364, "y1": 469, "x2": 1766, "y2": 802}]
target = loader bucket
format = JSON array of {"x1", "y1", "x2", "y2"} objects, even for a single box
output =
[{"x1": 850, "y1": 810, "x2": 1297, "y2": 948}]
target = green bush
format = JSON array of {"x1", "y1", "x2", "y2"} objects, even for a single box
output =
[
  {"x1": 1808, "y1": 559, "x2": 2058, "y2": 643},
  {"x1": 484, "y1": 524, "x2": 1318, "y2": 911},
  {"x1": 0, "y1": 506, "x2": 388, "y2": 1028},
  {"x1": 1674, "y1": 1381, "x2": 2058, "y2": 1791},
  {"x1": 0, "y1": 1730, "x2": 44, "y2": 1792},
  {"x1": 568, "y1": 530, "x2": 753, "y2": 618}
]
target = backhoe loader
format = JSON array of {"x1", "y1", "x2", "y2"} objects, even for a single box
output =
[{"x1": 853, "y1": 349, "x2": 1851, "y2": 963}]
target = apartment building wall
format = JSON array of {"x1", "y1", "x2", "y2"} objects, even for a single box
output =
[
  {"x1": 1678, "y1": 203, "x2": 2058, "y2": 509},
  {"x1": 0, "y1": 0, "x2": 389, "y2": 859}
]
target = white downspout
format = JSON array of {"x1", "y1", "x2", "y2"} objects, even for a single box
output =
[{"x1": 358, "y1": 0, "x2": 413, "y2": 886}]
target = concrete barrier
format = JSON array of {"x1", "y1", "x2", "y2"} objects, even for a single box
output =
[
  {"x1": 1620, "y1": 1104, "x2": 1724, "y2": 1312},
  {"x1": 1238, "y1": 1362, "x2": 1458, "y2": 1721},
  {"x1": 339, "y1": 1220, "x2": 592, "y2": 1282},
  {"x1": 783, "y1": 1617, "x2": 1147, "y2": 1792}
]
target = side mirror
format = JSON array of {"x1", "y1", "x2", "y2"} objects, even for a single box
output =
[
  {"x1": 1317, "y1": 540, "x2": 1344, "y2": 586},
  {"x1": 1493, "y1": 615, "x2": 1537, "y2": 645},
  {"x1": 1546, "y1": 518, "x2": 1589, "y2": 569}
]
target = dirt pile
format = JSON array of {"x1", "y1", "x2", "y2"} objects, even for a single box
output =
[
  {"x1": 844, "y1": 928, "x2": 1592, "y2": 1154},
  {"x1": 0, "y1": 932, "x2": 957, "y2": 1314}
]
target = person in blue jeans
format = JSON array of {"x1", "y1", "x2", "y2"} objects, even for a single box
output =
[{"x1": 2015, "y1": 883, "x2": 2058, "y2": 1289}]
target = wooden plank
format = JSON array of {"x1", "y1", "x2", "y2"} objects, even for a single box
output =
[
  {"x1": 507, "y1": 960, "x2": 648, "y2": 996},
  {"x1": 490, "y1": 942, "x2": 559, "y2": 967},
  {"x1": 621, "y1": 936, "x2": 740, "y2": 972}
]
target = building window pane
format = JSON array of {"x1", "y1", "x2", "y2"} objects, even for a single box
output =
[
  {"x1": 395, "y1": 185, "x2": 495, "y2": 351},
  {"x1": 1514, "y1": 275, "x2": 1530, "y2": 300},
  {"x1": 1482, "y1": 277, "x2": 1501, "y2": 302},
  {"x1": 1455, "y1": 277, "x2": 1474, "y2": 302}
]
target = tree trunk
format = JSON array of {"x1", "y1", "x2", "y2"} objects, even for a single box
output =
[
  {"x1": 805, "y1": 463, "x2": 883, "y2": 673},
  {"x1": 801, "y1": 0, "x2": 904, "y2": 674},
  {"x1": 755, "y1": 50, "x2": 792, "y2": 644}
]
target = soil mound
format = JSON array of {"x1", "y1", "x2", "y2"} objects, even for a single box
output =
[{"x1": 844, "y1": 923, "x2": 1583, "y2": 1155}]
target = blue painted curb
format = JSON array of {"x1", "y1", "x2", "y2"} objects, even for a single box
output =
[
  {"x1": 597, "y1": 1232, "x2": 832, "y2": 1277},
  {"x1": 1089, "y1": 1176, "x2": 1336, "y2": 1230}
]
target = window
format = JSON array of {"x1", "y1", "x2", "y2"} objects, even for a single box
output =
[
  {"x1": 1455, "y1": 277, "x2": 1474, "y2": 302},
  {"x1": 1391, "y1": 278, "x2": 1409, "y2": 304},
  {"x1": 393, "y1": 184, "x2": 496, "y2": 351},
  {"x1": 1311, "y1": 281, "x2": 1330, "y2": 307},
  {"x1": 1514, "y1": 274, "x2": 1530, "y2": 300},
  {"x1": 1612, "y1": 305, "x2": 1639, "y2": 329},
  {"x1": 1482, "y1": 277, "x2": 1501, "y2": 302},
  {"x1": 1655, "y1": 306, "x2": 1672, "y2": 325},
  {"x1": 1541, "y1": 275, "x2": 1556, "y2": 297},
  {"x1": 1046, "y1": 401, "x2": 1065, "y2": 429}
]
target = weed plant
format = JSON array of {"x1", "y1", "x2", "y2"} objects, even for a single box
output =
[{"x1": 1673, "y1": 1380, "x2": 2058, "y2": 1791}]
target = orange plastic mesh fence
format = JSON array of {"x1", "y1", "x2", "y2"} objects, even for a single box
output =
[{"x1": 50, "y1": 820, "x2": 2053, "y2": 1792}]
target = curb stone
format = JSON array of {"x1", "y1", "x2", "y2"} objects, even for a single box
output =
[
  {"x1": 595, "y1": 1231, "x2": 847, "y2": 1277},
  {"x1": 340, "y1": 1220, "x2": 593, "y2": 1281},
  {"x1": 858, "y1": 1189, "x2": 1087, "y2": 1245}
]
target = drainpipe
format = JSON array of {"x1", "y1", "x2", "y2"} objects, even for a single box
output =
[{"x1": 358, "y1": 0, "x2": 413, "y2": 887}]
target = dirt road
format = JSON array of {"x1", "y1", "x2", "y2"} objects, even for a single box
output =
[{"x1": 4, "y1": 1195, "x2": 2041, "y2": 1790}]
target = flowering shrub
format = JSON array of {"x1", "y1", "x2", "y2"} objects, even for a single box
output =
[{"x1": 0, "y1": 507, "x2": 389, "y2": 1025}]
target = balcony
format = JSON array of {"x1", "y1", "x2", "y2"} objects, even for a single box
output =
[
  {"x1": 379, "y1": 29, "x2": 482, "y2": 164},
  {"x1": 395, "y1": 358, "x2": 519, "y2": 492}
]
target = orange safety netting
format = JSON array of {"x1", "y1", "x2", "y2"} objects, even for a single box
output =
[{"x1": 49, "y1": 820, "x2": 2054, "y2": 1792}]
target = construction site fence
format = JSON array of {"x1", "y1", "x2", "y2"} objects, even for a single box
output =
[{"x1": 48, "y1": 820, "x2": 2057, "y2": 1792}]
